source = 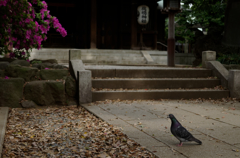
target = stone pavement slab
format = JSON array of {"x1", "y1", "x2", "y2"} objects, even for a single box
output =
[
  {"x1": 83, "y1": 100, "x2": 240, "y2": 158},
  {"x1": 0, "y1": 107, "x2": 9, "y2": 158}
]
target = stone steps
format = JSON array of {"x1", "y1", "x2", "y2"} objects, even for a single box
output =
[
  {"x1": 81, "y1": 56, "x2": 145, "y2": 61},
  {"x1": 89, "y1": 68, "x2": 230, "y2": 101},
  {"x1": 92, "y1": 78, "x2": 220, "y2": 89},
  {"x1": 92, "y1": 90, "x2": 229, "y2": 101},
  {"x1": 87, "y1": 68, "x2": 213, "y2": 78}
]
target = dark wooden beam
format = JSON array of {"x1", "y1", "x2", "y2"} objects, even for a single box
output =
[
  {"x1": 131, "y1": 1, "x2": 137, "y2": 49},
  {"x1": 90, "y1": 0, "x2": 97, "y2": 49}
]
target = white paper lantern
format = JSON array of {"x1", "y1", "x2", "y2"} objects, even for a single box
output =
[{"x1": 137, "y1": 5, "x2": 150, "y2": 25}]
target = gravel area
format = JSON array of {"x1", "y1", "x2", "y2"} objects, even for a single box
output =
[{"x1": 2, "y1": 106, "x2": 156, "y2": 158}]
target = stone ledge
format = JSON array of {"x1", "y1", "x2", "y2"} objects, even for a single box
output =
[
  {"x1": 141, "y1": 51, "x2": 154, "y2": 64},
  {"x1": 206, "y1": 61, "x2": 228, "y2": 88}
]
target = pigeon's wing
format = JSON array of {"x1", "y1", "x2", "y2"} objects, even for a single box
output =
[{"x1": 175, "y1": 126, "x2": 192, "y2": 139}]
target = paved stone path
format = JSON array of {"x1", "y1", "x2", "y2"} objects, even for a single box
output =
[{"x1": 83, "y1": 99, "x2": 240, "y2": 158}]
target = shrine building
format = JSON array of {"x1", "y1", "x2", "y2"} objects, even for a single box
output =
[{"x1": 43, "y1": 0, "x2": 167, "y2": 50}]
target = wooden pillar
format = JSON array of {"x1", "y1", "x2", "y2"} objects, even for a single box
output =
[
  {"x1": 154, "y1": 4, "x2": 158, "y2": 50},
  {"x1": 167, "y1": 12, "x2": 175, "y2": 67},
  {"x1": 90, "y1": 0, "x2": 97, "y2": 49},
  {"x1": 131, "y1": 2, "x2": 137, "y2": 49}
]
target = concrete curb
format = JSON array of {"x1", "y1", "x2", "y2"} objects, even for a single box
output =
[{"x1": 0, "y1": 107, "x2": 9, "y2": 158}]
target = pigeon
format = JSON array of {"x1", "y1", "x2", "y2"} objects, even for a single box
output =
[{"x1": 167, "y1": 114, "x2": 202, "y2": 146}]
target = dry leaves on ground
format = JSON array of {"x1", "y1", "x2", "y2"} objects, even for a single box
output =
[{"x1": 3, "y1": 106, "x2": 156, "y2": 158}]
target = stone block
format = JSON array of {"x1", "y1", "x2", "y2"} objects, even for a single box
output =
[
  {"x1": 5, "y1": 65, "x2": 38, "y2": 81},
  {"x1": 0, "y1": 62, "x2": 9, "y2": 70},
  {"x1": 69, "y1": 49, "x2": 81, "y2": 60},
  {"x1": 206, "y1": 61, "x2": 228, "y2": 88},
  {"x1": 0, "y1": 70, "x2": 4, "y2": 77},
  {"x1": 69, "y1": 60, "x2": 85, "y2": 79},
  {"x1": 0, "y1": 78, "x2": 24, "y2": 108},
  {"x1": 40, "y1": 69, "x2": 69, "y2": 80},
  {"x1": 21, "y1": 100, "x2": 38, "y2": 108},
  {"x1": 202, "y1": 51, "x2": 216, "y2": 68},
  {"x1": 24, "y1": 80, "x2": 66, "y2": 106},
  {"x1": 10, "y1": 59, "x2": 30, "y2": 66},
  {"x1": 78, "y1": 70, "x2": 92, "y2": 104},
  {"x1": 228, "y1": 70, "x2": 240, "y2": 99},
  {"x1": 65, "y1": 76, "x2": 76, "y2": 97}
]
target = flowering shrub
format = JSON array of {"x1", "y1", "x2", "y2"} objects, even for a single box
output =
[{"x1": 0, "y1": 0, "x2": 67, "y2": 60}]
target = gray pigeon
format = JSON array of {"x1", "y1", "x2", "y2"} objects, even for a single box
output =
[{"x1": 168, "y1": 114, "x2": 202, "y2": 146}]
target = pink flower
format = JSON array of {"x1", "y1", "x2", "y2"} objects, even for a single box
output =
[
  {"x1": 45, "y1": 68, "x2": 49, "y2": 69},
  {"x1": 21, "y1": 51, "x2": 25, "y2": 55},
  {"x1": 4, "y1": 76, "x2": 9, "y2": 79},
  {"x1": 26, "y1": 30, "x2": 32, "y2": 39},
  {"x1": 42, "y1": 1, "x2": 48, "y2": 9},
  {"x1": 9, "y1": 52, "x2": 15, "y2": 58}
]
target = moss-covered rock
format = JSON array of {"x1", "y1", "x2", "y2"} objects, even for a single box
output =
[
  {"x1": 0, "y1": 62, "x2": 9, "y2": 70},
  {"x1": 0, "y1": 70, "x2": 4, "y2": 77},
  {"x1": 5, "y1": 65, "x2": 39, "y2": 81},
  {"x1": 31, "y1": 59, "x2": 58, "y2": 64},
  {"x1": 65, "y1": 76, "x2": 76, "y2": 97},
  {"x1": 32, "y1": 64, "x2": 42, "y2": 69},
  {"x1": 32, "y1": 63, "x2": 68, "y2": 70},
  {"x1": 0, "y1": 78, "x2": 24, "y2": 108},
  {"x1": 10, "y1": 59, "x2": 30, "y2": 66},
  {"x1": 24, "y1": 80, "x2": 66, "y2": 106},
  {"x1": 21, "y1": 100, "x2": 39, "y2": 108},
  {"x1": 40, "y1": 69, "x2": 68, "y2": 80}
]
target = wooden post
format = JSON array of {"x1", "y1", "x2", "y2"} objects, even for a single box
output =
[
  {"x1": 90, "y1": 0, "x2": 97, "y2": 49},
  {"x1": 167, "y1": 12, "x2": 175, "y2": 67},
  {"x1": 154, "y1": 3, "x2": 158, "y2": 50},
  {"x1": 131, "y1": 2, "x2": 137, "y2": 49}
]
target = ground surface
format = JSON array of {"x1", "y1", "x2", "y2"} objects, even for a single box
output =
[
  {"x1": 2, "y1": 106, "x2": 156, "y2": 158},
  {"x1": 2, "y1": 98, "x2": 240, "y2": 158},
  {"x1": 83, "y1": 98, "x2": 240, "y2": 158}
]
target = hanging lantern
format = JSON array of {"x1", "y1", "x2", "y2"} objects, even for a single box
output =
[{"x1": 137, "y1": 5, "x2": 150, "y2": 25}]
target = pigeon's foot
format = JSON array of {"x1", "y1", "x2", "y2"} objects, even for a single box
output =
[{"x1": 178, "y1": 142, "x2": 183, "y2": 147}]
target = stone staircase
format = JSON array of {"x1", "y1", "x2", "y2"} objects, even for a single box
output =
[
  {"x1": 86, "y1": 67, "x2": 230, "y2": 101},
  {"x1": 77, "y1": 49, "x2": 146, "y2": 65}
]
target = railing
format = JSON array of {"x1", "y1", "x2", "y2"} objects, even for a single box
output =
[{"x1": 157, "y1": 41, "x2": 179, "y2": 53}]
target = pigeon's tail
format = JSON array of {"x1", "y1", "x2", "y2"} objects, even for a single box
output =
[{"x1": 192, "y1": 137, "x2": 202, "y2": 145}]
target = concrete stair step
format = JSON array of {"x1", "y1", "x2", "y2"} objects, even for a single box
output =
[
  {"x1": 92, "y1": 79, "x2": 221, "y2": 89},
  {"x1": 80, "y1": 50, "x2": 142, "y2": 55},
  {"x1": 94, "y1": 56, "x2": 145, "y2": 61},
  {"x1": 81, "y1": 53, "x2": 143, "y2": 57},
  {"x1": 92, "y1": 90, "x2": 229, "y2": 101},
  {"x1": 82, "y1": 60, "x2": 147, "y2": 65},
  {"x1": 88, "y1": 69, "x2": 212, "y2": 78}
]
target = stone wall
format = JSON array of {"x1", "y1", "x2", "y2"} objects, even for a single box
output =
[
  {"x1": 0, "y1": 59, "x2": 76, "y2": 108},
  {"x1": 223, "y1": 64, "x2": 240, "y2": 70}
]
